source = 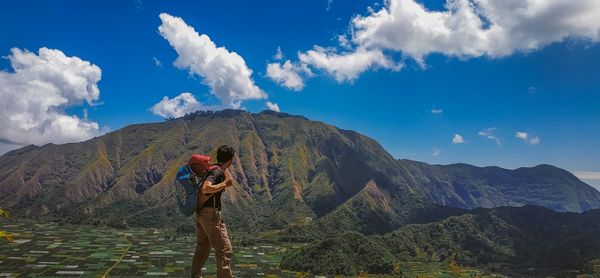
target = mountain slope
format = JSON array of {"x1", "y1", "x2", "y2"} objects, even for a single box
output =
[
  {"x1": 0, "y1": 110, "x2": 423, "y2": 231},
  {"x1": 0, "y1": 109, "x2": 598, "y2": 231},
  {"x1": 399, "y1": 159, "x2": 600, "y2": 212},
  {"x1": 281, "y1": 205, "x2": 600, "y2": 276}
]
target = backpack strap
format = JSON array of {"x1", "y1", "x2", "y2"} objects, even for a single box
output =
[
  {"x1": 184, "y1": 165, "x2": 200, "y2": 188},
  {"x1": 187, "y1": 164, "x2": 218, "y2": 189}
]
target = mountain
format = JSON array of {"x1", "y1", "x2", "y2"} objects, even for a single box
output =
[
  {"x1": 0, "y1": 109, "x2": 422, "y2": 232},
  {"x1": 398, "y1": 159, "x2": 600, "y2": 212},
  {"x1": 281, "y1": 205, "x2": 600, "y2": 276},
  {"x1": 0, "y1": 109, "x2": 599, "y2": 233}
]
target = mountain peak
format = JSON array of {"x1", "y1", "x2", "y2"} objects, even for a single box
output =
[
  {"x1": 170, "y1": 109, "x2": 310, "y2": 122},
  {"x1": 1, "y1": 109, "x2": 599, "y2": 231}
]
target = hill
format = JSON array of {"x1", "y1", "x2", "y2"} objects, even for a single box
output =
[
  {"x1": 281, "y1": 205, "x2": 600, "y2": 276},
  {"x1": 0, "y1": 109, "x2": 599, "y2": 234},
  {"x1": 399, "y1": 159, "x2": 600, "y2": 212}
]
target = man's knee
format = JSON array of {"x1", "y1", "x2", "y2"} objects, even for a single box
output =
[
  {"x1": 219, "y1": 238, "x2": 232, "y2": 257},
  {"x1": 215, "y1": 234, "x2": 232, "y2": 267}
]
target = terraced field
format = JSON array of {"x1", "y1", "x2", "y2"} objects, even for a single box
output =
[
  {"x1": 0, "y1": 222, "x2": 501, "y2": 277},
  {"x1": 0, "y1": 222, "x2": 300, "y2": 277}
]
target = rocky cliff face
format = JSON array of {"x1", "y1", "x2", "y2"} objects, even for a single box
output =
[{"x1": 0, "y1": 109, "x2": 598, "y2": 230}]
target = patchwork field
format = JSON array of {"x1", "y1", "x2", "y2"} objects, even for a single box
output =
[
  {"x1": 0, "y1": 222, "x2": 300, "y2": 277},
  {"x1": 0, "y1": 221, "x2": 502, "y2": 277}
]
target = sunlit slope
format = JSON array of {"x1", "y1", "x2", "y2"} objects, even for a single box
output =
[{"x1": 0, "y1": 109, "x2": 598, "y2": 229}]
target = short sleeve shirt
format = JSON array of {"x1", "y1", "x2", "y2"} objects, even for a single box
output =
[{"x1": 203, "y1": 166, "x2": 224, "y2": 210}]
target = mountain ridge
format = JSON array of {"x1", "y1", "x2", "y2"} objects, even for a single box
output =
[
  {"x1": 397, "y1": 158, "x2": 600, "y2": 212},
  {"x1": 1, "y1": 109, "x2": 599, "y2": 231}
]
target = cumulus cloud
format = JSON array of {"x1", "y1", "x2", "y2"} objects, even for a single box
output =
[
  {"x1": 158, "y1": 13, "x2": 267, "y2": 109},
  {"x1": 0, "y1": 47, "x2": 102, "y2": 148},
  {"x1": 270, "y1": 0, "x2": 600, "y2": 87},
  {"x1": 266, "y1": 60, "x2": 313, "y2": 91},
  {"x1": 452, "y1": 134, "x2": 465, "y2": 144},
  {"x1": 431, "y1": 108, "x2": 443, "y2": 114},
  {"x1": 298, "y1": 46, "x2": 402, "y2": 82},
  {"x1": 151, "y1": 92, "x2": 215, "y2": 118},
  {"x1": 478, "y1": 127, "x2": 500, "y2": 145},
  {"x1": 266, "y1": 101, "x2": 280, "y2": 112},
  {"x1": 352, "y1": 0, "x2": 600, "y2": 63},
  {"x1": 515, "y1": 131, "x2": 540, "y2": 145},
  {"x1": 432, "y1": 148, "x2": 441, "y2": 156}
]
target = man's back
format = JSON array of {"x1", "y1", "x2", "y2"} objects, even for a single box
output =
[{"x1": 191, "y1": 145, "x2": 235, "y2": 278}]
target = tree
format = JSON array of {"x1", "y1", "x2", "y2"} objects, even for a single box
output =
[{"x1": 0, "y1": 208, "x2": 13, "y2": 242}]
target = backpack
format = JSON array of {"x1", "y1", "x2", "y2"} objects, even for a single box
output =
[{"x1": 174, "y1": 154, "x2": 219, "y2": 216}]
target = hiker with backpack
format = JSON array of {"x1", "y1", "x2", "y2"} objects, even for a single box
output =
[{"x1": 175, "y1": 145, "x2": 235, "y2": 278}]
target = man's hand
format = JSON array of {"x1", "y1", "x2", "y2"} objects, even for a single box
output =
[
  {"x1": 224, "y1": 176, "x2": 234, "y2": 187},
  {"x1": 202, "y1": 170, "x2": 234, "y2": 193}
]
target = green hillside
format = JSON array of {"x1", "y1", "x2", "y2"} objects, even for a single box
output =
[
  {"x1": 2, "y1": 109, "x2": 600, "y2": 276},
  {"x1": 282, "y1": 205, "x2": 600, "y2": 276}
]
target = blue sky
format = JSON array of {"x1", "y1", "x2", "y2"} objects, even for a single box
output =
[{"x1": 1, "y1": 0, "x2": 600, "y2": 189}]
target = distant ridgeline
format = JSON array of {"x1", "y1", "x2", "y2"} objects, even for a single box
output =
[
  {"x1": 1, "y1": 109, "x2": 600, "y2": 276},
  {"x1": 166, "y1": 109, "x2": 309, "y2": 122}
]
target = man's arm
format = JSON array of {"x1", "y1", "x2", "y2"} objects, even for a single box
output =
[{"x1": 201, "y1": 178, "x2": 230, "y2": 194}]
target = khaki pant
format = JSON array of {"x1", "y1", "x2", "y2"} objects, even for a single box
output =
[{"x1": 191, "y1": 207, "x2": 233, "y2": 278}]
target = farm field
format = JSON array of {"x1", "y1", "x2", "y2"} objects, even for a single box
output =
[{"x1": 0, "y1": 222, "x2": 501, "y2": 277}]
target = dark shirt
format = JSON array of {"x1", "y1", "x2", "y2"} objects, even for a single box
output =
[{"x1": 202, "y1": 166, "x2": 224, "y2": 210}]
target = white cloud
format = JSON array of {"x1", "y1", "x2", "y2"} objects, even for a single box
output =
[
  {"x1": 431, "y1": 108, "x2": 443, "y2": 114},
  {"x1": 574, "y1": 171, "x2": 600, "y2": 180},
  {"x1": 352, "y1": 0, "x2": 600, "y2": 63},
  {"x1": 0, "y1": 47, "x2": 102, "y2": 147},
  {"x1": 266, "y1": 60, "x2": 312, "y2": 91},
  {"x1": 432, "y1": 148, "x2": 441, "y2": 156},
  {"x1": 478, "y1": 127, "x2": 500, "y2": 145},
  {"x1": 338, "y1": 34, "x2": 351, "y2": 48},
  {"x1": 153, "y1": 56, "x2": 162, "y2": 67},
  {"x1": 274, "y1": 47, "x2": 283, "y2": 60},
  {"x1": 515, "y1": 131, "x2": 540, "y2": 145},
  {"x1": 158, "y1": 13, "x2": 267, "y2": 109},
  {"x1": 266, "y1": 101, "x2": 280, "y2": 112},
  {"x1": 516, "y1": 131, "x2": 528, "y2": 140},
  {"x1": 298, "y1": 46, "x2": 402, "y2": 83},
  {"x1": 326, "y1": 0, "x2": 333, "y2": 11},
  {"x1": 151, "y1": 92, "x2": 214, "y2": 118},
  {"x1": 452, "y1": 134, "x2": 465, "y2": 144},
  {"x1": 273, "y1": 0, "x2": 600, "y2": 86}
]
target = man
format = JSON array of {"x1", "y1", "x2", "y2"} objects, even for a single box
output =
[{"x1": 191, "y1": 145, "x2": 235, "y2": 278}]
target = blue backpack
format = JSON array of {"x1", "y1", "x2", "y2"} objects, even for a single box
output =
[{"x1": 174, "y1": 164, "x2": 217, "y2": 216}]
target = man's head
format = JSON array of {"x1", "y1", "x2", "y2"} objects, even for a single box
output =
[{"x1": 216, "y1": 145, "x2": 235, "y2": 169}]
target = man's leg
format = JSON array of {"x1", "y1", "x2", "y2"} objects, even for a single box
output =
[
  {"x1": 214, "y1": 213, "x2": 233, "y2": 278},
  {"x1": 191, "y1": 212, "x2": 212, "y2": 278},
  {"x1": 199, "y1": 210, "x2": 233, "y2": 278}
]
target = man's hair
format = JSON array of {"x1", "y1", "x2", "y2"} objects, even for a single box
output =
[{"x1": 216, "y1": 145, "x2": 235, "y2": 163}]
